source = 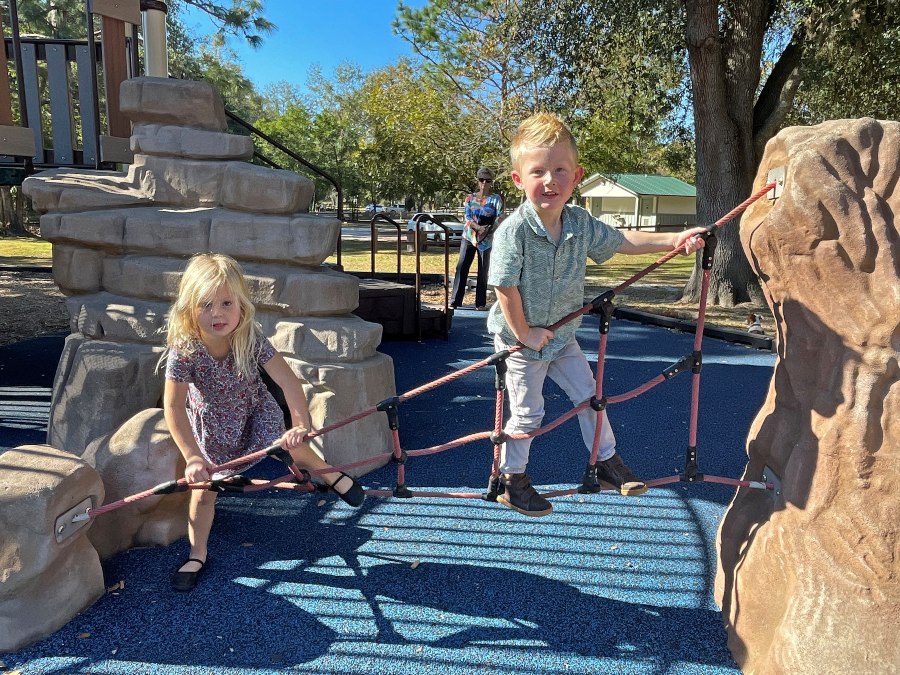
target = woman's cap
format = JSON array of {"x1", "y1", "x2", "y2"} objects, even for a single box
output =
[{"x1": 476, "y1": 167, "x2": 494, "y2": 180}]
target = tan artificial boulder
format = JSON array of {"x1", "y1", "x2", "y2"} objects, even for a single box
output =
[
  {"x1": 0, "y1": 445, "x2": 105, "y2": 652},
  {"x1": 48, "y1": 335, "x2": 166, "y2": 455},
  {"x1": 119, "y1": 77, "x2": 227, "y2": 131},
  {"x1": 83, "y1": 409, "x2": 188, "y2": 560},
  {"x1": 716, "y1": 118, "x2": 900, "y2": 674},
  {"x1": 131, "y1": 123, "x2": 254, "y2": 160},
  {"x1": 287, "y1": 352, "x2": 396, "y2": 474}
]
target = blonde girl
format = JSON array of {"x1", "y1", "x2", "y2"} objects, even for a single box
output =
[{"x1": 163, "y1": 253, "x2": 363, "y2": 591}]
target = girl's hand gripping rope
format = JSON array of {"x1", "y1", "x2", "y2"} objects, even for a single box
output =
[
  {"x1": 184, "y1": 455, "x2": 212, "y2": 483},
  {"x1": 279, "y1": 424, "x2": 309, "y2": 450}
]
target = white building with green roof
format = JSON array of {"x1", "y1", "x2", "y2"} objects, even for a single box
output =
[{"x1": 578, "y1": 173, "x2": 697, "y2": 232}]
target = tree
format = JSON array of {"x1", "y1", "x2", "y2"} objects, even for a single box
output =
[
  {"x1": 396, "y1": 0, "x2": 693, "y2": 208},
  {"x1": 515, "y1": 0, "x2": 900, "y2": 306},
  {"x1": 394, "y1": 0, "x2": 541, "y2": 150},
  {"x1": 166, "y1": 0, "x2": 274, "y2": 49}
]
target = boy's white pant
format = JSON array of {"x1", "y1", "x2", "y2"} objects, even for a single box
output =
[{"x1": 495, "y1": 335, "x2": 616, "y2": 475}]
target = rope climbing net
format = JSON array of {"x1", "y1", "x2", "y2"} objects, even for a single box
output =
[{"x1": 73, "y1": 180, "x2": 779, "y2": 524}]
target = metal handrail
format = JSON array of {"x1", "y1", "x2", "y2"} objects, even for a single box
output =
[
  {"x1": 368, "y1": 213, "x2": 452, "y2": 341},
  {"x1": 223, "y1": 109, "x2": 343, "y2": 222}
]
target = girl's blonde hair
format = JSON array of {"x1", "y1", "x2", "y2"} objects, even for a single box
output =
[
  {"x1": 166, "y1": 253, "x2": 261, "y2": 379},
  {"x1": 509, "y1": 112, "x2": 579, "y2": 170}
]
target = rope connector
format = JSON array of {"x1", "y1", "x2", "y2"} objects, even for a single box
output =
[
  {"x1": 682, "y1": 445, "x2": 704, "y2": 482},
  {"x1": 588, "y1": 290, "x2": 616, "y2": 334},
  {"x1": 210, "y1": 474, "x2": 252, "y2": 493},
  {"x1": 578, "y1": 462, "x2": 602, "y2": 494},
  {"x1": 493, "y1": 357, "x2": 508, "y2": 391},
  {"x1": 589, "y1": 396, "x2": 607, "y2": 412},
  {"x1": 152, "y1": 479, "x2": 189, "y2": 495},
  {"x1": 486, "y1": 350, "x2": 510, "y2": 365},
  {"x1": 691, "y1": 351, "x2": 703, "y2": 374},
  {"x1": 489, "y1": 430, "x2": 508, "y2": 445},
  {"x1": 663, "y1": 354, "x2": 695, "y2": 380},
  {"x1": 377, "y1": 396, "x2": 401, "y2": 430},
  {"x1": 392, "y1": 449, "x2": 408, "y2": 465},
  {"x1": 700, "y1": 229, "x2": 718, "y2": 270},
  {"x1": 483, "y1": 474, "x2": 504, "y2": 502},
  {"x1": 393, "y1": 483, "x2": 413, "y2": 498},
  {"x1": 266, "y1": 445, "x2": 295, "y2": 467}
]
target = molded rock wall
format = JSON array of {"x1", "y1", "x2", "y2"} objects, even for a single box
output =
[{"x1": 716, "y1": 118, "x2": 899, "y2": 674}]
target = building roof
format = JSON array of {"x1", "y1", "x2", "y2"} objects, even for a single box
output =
[{"x1": 580, "y1": 173, "x2": 696, "y2": 197}]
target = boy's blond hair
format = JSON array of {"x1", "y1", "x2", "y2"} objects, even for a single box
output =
[
  {"x1": 509, "y1": 112, "x2": 579, "y2": 170},
  {"x1": 165, "y1": 253, "x2": 262, "y2": 380}
]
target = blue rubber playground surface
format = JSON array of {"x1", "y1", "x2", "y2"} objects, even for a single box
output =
[{"x1": 1, "y1": 310, "x2": 775, "y2": 674}]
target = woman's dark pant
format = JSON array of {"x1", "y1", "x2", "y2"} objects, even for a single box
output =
[{"x1": 450, "y1": 239, "x2": 491, "y2": 307}]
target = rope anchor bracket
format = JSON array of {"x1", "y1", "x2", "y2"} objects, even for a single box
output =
[
  {"x1": 663, "y1": 352, "x2": 702, "y2": 380},
  {"x1": 766, "y1": 167, "x2": 785, "y2": 200},
  {"x1": 588, "y1": 290, "x2": 616, "y2": 334},
  {"x1": 55, "y1": 497, "x2": 93, "y2": 542},
  {"x1": 377, "y1": 396, "x2": 401, "y2": 430}
]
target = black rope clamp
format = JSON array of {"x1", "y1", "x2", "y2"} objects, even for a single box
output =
[
  {"x1": 492, "y1": 356, "x2": 508, "y2": 391},
  {"x1": 393, "y1": 483, "x2": 413, "y2": 498},
  {"x1": 578, "y1": 462, "x2": 602, "y2": 494},
  {"x1": 210, "y1": 474, "x2": 252, "y2": 493},
  {"x1": 700, "y1": 227, "x2": 718, "y2": 270},
  {"x1": 483, "y1": 474, "x2": 504, "y2": 502},
  {"x1": 681, "y1": 445, "x2": 704, "y2": 482},
  {"x1": 590, "y1": 396, "x2": 607, "y2": 411},
  {"x1": 377, "y1": 396, "x2": 401, "y2": 430},
  {"x1": 293, "y1": 469, "x2": 312, "y2": 486},
  {"x1": 392, "y1": 449, "x2": 408, "y2": 465},
  {"x1": 588, "y1": 290, "x2": 616, "y2": 334},
  {"x1": 663, "y1": 354, "x2": 694, "y2": 380},
  {"x1": 152, "y1": 479, "x2": 188, "y2": 495},
  {"x1": 486, "y1": 350, "x2": 510, "y2": 366},
  {"x1": 489, "y1": 430, "x2": 508, "y2": 445},
  {"x1": 266, "y1": 445, "x2": 295, "y2": 467},
  {"x1": 691, "y1": 350, "x2": 703, "y2": 374}
]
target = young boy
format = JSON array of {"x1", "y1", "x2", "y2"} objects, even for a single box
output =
[{"x1": 486, "y1": 113, "x2": 706, "y2": 517}]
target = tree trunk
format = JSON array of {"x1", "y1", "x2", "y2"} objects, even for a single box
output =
[
  {"x1": 681, "y1": 0, "x2": 769, "y2": 307},
  {"x1": 0, "y1": 186, "x2": 25, "y2": 235}
]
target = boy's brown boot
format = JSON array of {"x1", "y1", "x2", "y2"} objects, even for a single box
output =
[
  {"x1": 497, "y1": 473, "x2": 552, "y2": 517},
  {"x1": 596, "y1": 453, "x2": 648, "y2": 496}
]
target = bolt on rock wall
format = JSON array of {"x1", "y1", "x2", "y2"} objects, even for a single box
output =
[{"x1": 716, "y1": 118, "x2": 899, "y2": 674}]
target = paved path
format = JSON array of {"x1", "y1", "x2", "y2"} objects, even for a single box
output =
[{"x1": 1, "y1": 314, "x2": 774, "y2": 674}]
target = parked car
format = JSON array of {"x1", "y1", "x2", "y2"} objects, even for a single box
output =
[
  {"x1": 363, "y1": 203, "x2": 402, "y2": 218},
  {"x1": 406, "y1": 212, "x2": 466, "y2": 247}
]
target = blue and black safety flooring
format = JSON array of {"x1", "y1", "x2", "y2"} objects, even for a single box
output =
[{"x1": 1, "y1": 310, "x2": 775, "y2": 674}]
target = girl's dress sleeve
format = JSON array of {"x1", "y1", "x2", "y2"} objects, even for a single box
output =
[
  {"x1": 255, "y1": 337, "x2": 276, "y2": 366},
  {"x1": 165, "y1": 346, "x2": 193, "y2": 382}
]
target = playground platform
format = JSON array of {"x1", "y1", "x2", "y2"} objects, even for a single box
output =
[{"x1": 0, "y1": 309, "x2": 775, "y2": 674}]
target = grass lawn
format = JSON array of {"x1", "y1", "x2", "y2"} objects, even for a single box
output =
[
  {"x1": 0, "y1": 234, "x2": 53, "y2": 266},
  {"x1": 2, "y1": 231, "x2": 771, "y2": 333}
]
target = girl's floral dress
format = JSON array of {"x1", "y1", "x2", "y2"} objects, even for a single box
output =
[{"x1": 165, "y1": 337, "x2": 286, "y2": 475}]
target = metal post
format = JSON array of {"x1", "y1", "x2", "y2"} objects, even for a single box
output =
[{"x1": 140, "y1": 0, "x2": 168, "y2": 77}]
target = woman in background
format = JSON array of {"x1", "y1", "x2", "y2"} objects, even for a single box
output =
[{"x1": 450, "y1": 167, "x2": 504, "y2": 310}]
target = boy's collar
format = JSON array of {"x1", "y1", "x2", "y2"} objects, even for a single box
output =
[{"x1": 521, "y1": 201, "x2": 573, "y2": 240}]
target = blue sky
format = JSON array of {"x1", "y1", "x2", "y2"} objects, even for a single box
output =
[{"x1": 182, "y1": 1, "x2": 429, "y2": 91}]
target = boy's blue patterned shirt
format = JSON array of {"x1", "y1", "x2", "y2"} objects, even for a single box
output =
[{"x1": 487, "y1": 200, "x2": 625, "y2": 360}]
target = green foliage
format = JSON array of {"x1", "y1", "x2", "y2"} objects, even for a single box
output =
[
  {"x1": 168, "y1": 0, "x2": 274, "y2": 49},
  {"x1": 785, "y1": 0, "x2": 900, "y2": 124}
]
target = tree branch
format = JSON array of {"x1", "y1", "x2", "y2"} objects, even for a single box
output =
[{"x1": 752, "y1": 31, "x2": 805, "y2": 154}]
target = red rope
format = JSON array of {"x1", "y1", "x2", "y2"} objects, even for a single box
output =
[{"x1": 78, "y1": 183, "x2": 778, "y2": 520}]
